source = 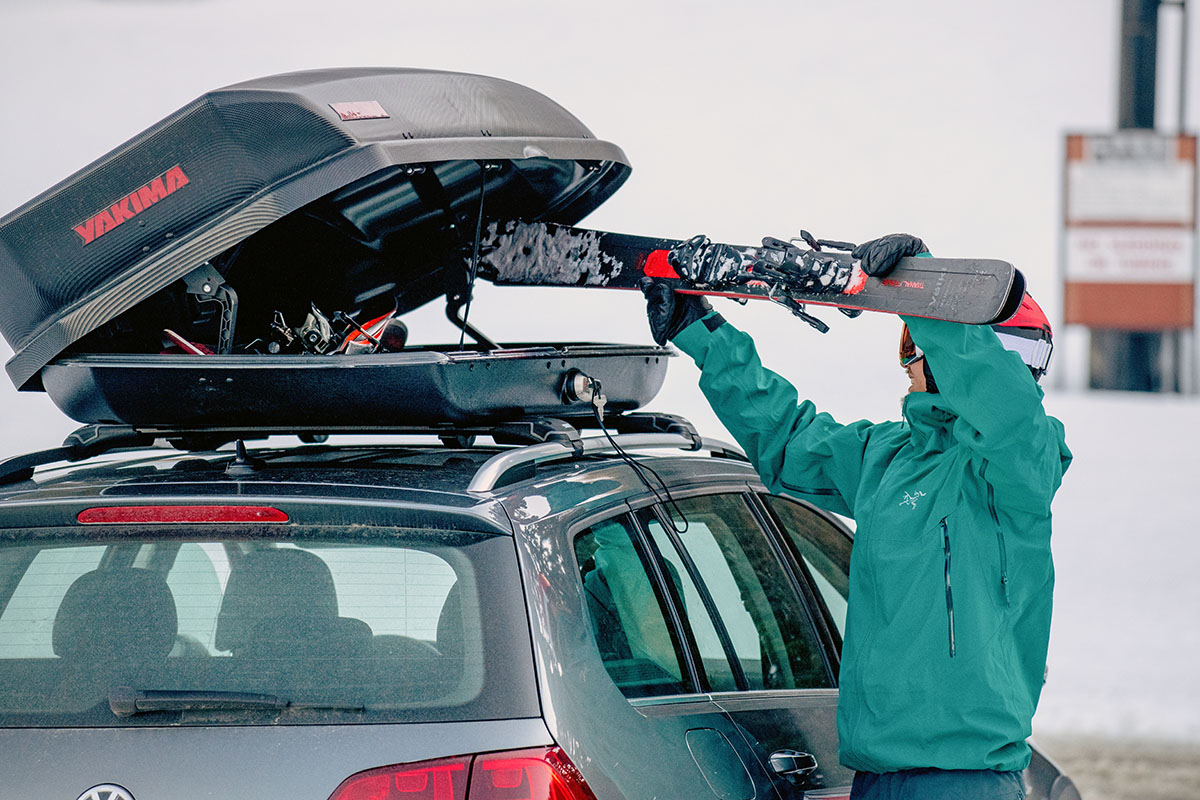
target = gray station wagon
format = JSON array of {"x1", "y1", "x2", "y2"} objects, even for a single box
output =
[
  {"x1": 0, "y1": 416, "x2": 1079, "y2": 800},
  {"x1": 0, "y1": 68, "x2": 1080, "y2": 800}
]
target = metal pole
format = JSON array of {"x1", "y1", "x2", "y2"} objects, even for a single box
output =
[
  {"x1": 1181, "y1": 0, "x2": 1189, "y2": 132},
  {"x1": 1162, "y1": 0, "x2": 1189, "y2": 131},
  {"x1": 1119, "y1": 0, "x2": 1160, "y2": 130},
  {"x1": 1094, "y1": 0, "x2": 1164, "y2": 391}
]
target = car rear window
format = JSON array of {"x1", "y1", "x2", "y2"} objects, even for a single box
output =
[{"x1": 0, "y1": 525, "x2": 537, "y2": 727}]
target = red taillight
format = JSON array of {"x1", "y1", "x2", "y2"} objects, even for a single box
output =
[
  {"x1": 328, "y1": 748, "x2": 595, "y2": 800},
  {"x1": 76, "y1": 505, "x2": 289, "y2": 524},
  {"x1": 471, "y1": 748, "x2": 597, "y2": 800},
  {"x1": 330, "y1": 756, "x2": 470, "y2": 800}
]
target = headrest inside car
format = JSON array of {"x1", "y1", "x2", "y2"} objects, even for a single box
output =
[
  {"x1": 215, "y1": 548, "x2": 341, "y2": 653},
  {"x1": 52, "y1": 567, "x2": 178, "y2": 661}
]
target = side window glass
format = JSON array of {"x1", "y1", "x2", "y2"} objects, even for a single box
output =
[
  {"x1": 574, "y1": 516, "x2": 694, "y2": 698},
  {"x1": 765, "y1": 495, "x2": 851, "y2": 640},
  {"x1": 644, "y1": 494, "x2": 831, "y2": 691},
  {"x1": 641, "y1": 519, "x2": 739, "y2": 693}
]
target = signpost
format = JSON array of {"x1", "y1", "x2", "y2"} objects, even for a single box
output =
[{"x1": 1062, "y1": 130, "x2": 1197, "y2": 390}]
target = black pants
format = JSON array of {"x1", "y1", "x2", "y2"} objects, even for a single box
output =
[{"x1": 849, "y1": 768, "x2": 1025, "y2": 800}]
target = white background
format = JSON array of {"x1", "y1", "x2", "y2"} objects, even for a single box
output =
[{"x1": 1, "y1": 0, "x2": 1198, "y2": 742}]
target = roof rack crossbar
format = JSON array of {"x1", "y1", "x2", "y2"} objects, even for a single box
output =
[
  {"x1": 0, "y1": 424, "x2": 154, "y2": 486},
  {"x1": 467, "y1": 433, "x2": 747, "y2": 494}
]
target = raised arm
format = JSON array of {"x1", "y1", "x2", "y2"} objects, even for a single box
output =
[
  {"x1": 902, "y1": 314, "x2": 1069, "y2": 515},
  {"x1": 852, "y1": 233, "x2": 1069, "y2": 514},
  {"x1": 670, "y1": 311, "x2": 879, "y2": 518}
]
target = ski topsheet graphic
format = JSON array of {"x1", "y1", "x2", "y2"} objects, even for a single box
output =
[{"x1": 477, "y1": 221, "x2": 1025, "y2": 330}]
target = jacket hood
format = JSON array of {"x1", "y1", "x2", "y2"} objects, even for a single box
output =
[
  {"x1": 903, "y1": 386, "x2": 1073, "y2": 478},
  {"x1": 901, "y1": 391, "x2": 956, "y2": 447}
]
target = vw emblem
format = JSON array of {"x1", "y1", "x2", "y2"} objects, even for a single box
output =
[{"x1": 77, "y1": 786, "x2": 134, "y2": 800}]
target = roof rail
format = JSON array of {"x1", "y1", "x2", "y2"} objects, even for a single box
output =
[
  {"x1": 466, "y1": 433, "x2": 747, "y2": 494},
  {"x1": 0, "y1": 425, "x2": 155, "y2": 486}
]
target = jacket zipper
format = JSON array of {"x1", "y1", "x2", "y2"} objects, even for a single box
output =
[
  {"x1": 982, "y1": 463, "x2": 1010, "y2": 605},
  {"x1": 941, "y1": 517, "x2": 956, "y2": 658}
]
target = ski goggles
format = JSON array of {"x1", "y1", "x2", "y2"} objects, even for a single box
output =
[
  {"x1": 994, "y1": 327, "x2": 1054, "y2": 377},
  {"x1": 900, "y1": 322, "x2": 1054, "y2": 377},
  {"x1": 899, "y1": 324, "x2": 923, "y2": 367}
]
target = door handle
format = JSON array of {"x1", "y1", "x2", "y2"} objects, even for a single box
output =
[{"x1": 768, "y1": 749, "x2": 818, "y2": 778}]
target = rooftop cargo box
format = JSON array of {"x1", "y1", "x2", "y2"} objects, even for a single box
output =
[{"x1": 0, "y1": 68, "x2": 669, "y2": 427}]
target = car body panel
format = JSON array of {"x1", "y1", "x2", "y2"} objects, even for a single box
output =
[
  {"x1": 0, "y1": 718, "x2": 553, "y2": 798},
  {"x1": 503, "y1": 482, "x2": 778, "y2": 800}
]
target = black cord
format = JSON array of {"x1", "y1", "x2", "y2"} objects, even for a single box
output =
[
  {"x1": 591, "y1": 400, "x2": 689, "y2": 534},
  {"x1": 458, "y1": 165, "x2": 488, "y2": 351}
]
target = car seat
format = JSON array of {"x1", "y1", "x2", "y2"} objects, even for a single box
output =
[
  {"x1": 51, "y1": 567, "x2": 178, "y2": 709},
  {"x1": 214, "y1": 549, "x2": 371, "y2": 693}
]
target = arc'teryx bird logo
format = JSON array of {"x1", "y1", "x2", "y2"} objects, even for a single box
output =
[
  {"x1": 899, "y1": 490, "x2": 926, "y2": 510},
  {"x1": 72, "y1": 165, "x2": 190, "y2": 246}
]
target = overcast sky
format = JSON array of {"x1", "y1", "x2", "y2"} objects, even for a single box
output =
[{"x1": 0, "y1": 0, "x2": 1194, "y2": 448}]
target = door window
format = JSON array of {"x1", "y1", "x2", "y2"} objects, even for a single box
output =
[
  {"x1": 640, "y1": 518, "x2": 740, "y2": 693},
  {"x1": 764, "y1": 495, "x2": 851, "y2": 641},
  {"x1": 642, "y1": 494, "x2": 832, "y2": 691},
  {"x1": 574, "y1": 516, "x2": 694, "y2": 698}
]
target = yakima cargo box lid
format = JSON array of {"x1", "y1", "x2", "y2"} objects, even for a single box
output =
[{"x1": 0, "y1": 67, "x2": 630, "y2": 391}]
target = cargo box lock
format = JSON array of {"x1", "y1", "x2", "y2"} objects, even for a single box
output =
[
  {"x1": 562, "y1": 369, "x2": 598, "y2": 404},
  {"x1": 561, "y1": 369, "x2": 606, "y2": 419},
  {"x1": 297, "y1": 305, "x2": 335, "y2": 354}
]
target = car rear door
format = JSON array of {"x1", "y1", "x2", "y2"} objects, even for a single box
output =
[
  {"x1": 516, "y1": 504, "x2": 778, "y2": 800},
  {"x1": 632, "y1": 491, "x2": 855, "y2": 799}
]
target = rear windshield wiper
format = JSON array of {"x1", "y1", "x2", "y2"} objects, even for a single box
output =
[{"x1": 108, "y1": 686, "x2": 364, "y2": 718}]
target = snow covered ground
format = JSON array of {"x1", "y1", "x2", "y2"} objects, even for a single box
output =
[{"x1": 1033, "y1": 390, "x2": 1200, "y2": 743}]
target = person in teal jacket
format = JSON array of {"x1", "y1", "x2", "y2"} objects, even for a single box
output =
[{"x1": 644, "y1": 234, "x2": 1072, "y2": 800}]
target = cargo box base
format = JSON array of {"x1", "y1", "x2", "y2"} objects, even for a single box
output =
[{"x1": 41, "y1": 344, "x2": 670, "y2": 427}]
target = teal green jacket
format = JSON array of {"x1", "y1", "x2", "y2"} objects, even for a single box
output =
[{"x1": 672, "y1": 312, "x2": 1071, "y2": 774}]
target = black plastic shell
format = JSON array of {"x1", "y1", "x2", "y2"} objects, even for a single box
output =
[
  {"x1": 41, "y1": 344, "x2": 669, "y2": 427},
  {"x1": 0, "y1": 68, "x2": 630, "y2": 391}
]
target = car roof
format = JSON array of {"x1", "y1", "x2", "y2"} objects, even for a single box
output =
[{"x1": 0, "y1": 429, "x2": 758, "y2": 532}]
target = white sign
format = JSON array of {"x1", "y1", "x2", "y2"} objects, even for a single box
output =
[
  {"x1": 1065, "y1": 131, "x2": 1196, "y2": 226},
  {"x1": 1065, "y1": 228, "x2": 1195, "y2": 283},
  {"x1": 1066, "y1": 161, "x2": 1195, "y2": 224}
]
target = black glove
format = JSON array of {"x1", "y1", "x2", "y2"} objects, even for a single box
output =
[
  {"x1": 641, "y1": 278, "x2": 714, "y2": 345},
  {"x1": 851, "y1": 233, "x2": 928, "y2": 277}
]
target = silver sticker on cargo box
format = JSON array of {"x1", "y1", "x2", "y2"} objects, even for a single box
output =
[{"x1": 330, "y1": 101, "x2": 389, "y2": 121}]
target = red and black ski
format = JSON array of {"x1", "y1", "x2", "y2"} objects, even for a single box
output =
[{"x1": 476, "y1": 221, "x2": 1025, "y2": 330}]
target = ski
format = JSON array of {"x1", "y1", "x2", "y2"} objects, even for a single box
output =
[{"x1": 476, "y1": 221, "x2": 1025, "y2": 331}]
